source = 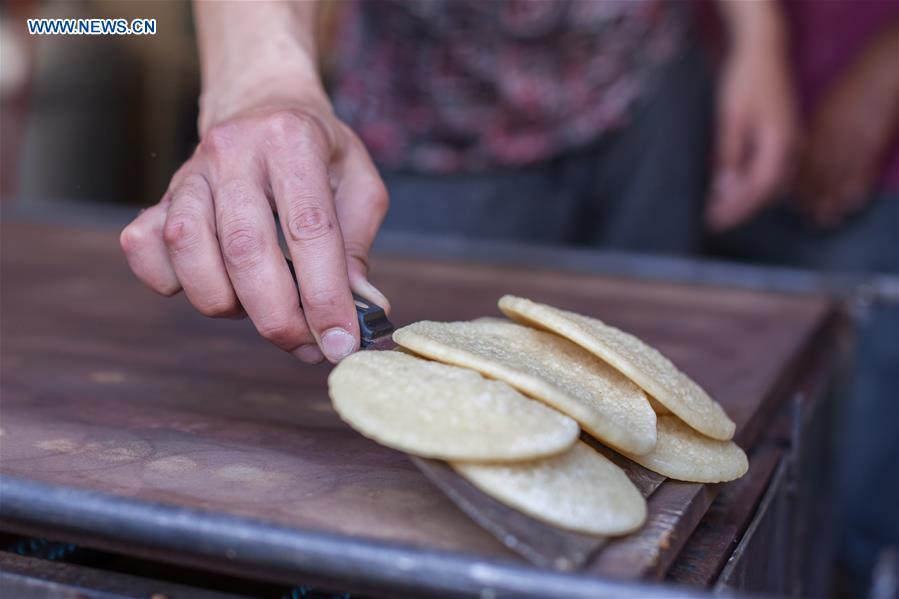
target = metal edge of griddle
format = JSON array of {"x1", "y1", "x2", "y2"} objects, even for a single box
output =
[{"x1": 0, "y1": 475, "x2": 732, "y2": 599}]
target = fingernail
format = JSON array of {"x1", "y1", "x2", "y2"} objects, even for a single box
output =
[
  {"x1": 354, "y1": 279, "x2": 391, "y2": 314},
  {"x1": 293, "y1": 344, "x2": 324, "y2": 364},
  {"x1": 321, "y1": 328, "x2": 356, "y2": 362}
]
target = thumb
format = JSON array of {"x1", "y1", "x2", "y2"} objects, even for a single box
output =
[
  {"x1": 346, "y1": 253, "x2": 391, "y2": 316},
  {"x1": 334, "y1": 138, "x2": 392, "y2": 314}
]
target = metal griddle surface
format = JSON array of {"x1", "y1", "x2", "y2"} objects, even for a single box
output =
[{"x1": 0, "y1": 221, "x2": 836, "y2": 588}]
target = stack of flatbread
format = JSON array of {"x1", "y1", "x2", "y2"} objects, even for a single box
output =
[{"x1": 328, "y1": 295, "x2": 748, "y2": 537}]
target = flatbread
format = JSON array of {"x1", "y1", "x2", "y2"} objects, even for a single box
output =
[
  {"x1": 328, "y1": 351, "x2": 579, "y2": 462},
  {"x1": 393, "y1": 320, "x2": 656, "y2": 455},
  {"x1": 498, "y1": 295, "x2": 735, "y2": 441},
  {"x1": 452, "y1": 441, "x2": 647, "y2": 536},
  {"x1": 620, "y1": 415, "x2": 748, "y2": 483}
]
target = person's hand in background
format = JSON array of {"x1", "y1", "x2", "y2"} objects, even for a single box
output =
[
  {"x1": 120, "y1": 1, "x2": 389, "y2": 364},
  {"x1": 707, "y1": 0, "x2": 798, "y2": 232},
  {"x1": 795, "y1": 20, "x2": 899, "y2": 228}
]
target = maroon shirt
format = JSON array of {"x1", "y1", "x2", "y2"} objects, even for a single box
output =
[{"x1": 331, "y1": 0, "x2": 686, "y2": 173}]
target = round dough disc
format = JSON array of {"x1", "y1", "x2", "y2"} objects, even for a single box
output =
[
  {"x1": 498, "y1": 295, "x2": 735, "y2": 441},
  {"x1": 328, "y1": 351, "x2": 579, "y2": 462},
  {"x1": 393, "y1": 319, "x2": 656, "y2": 455},
  {"x1": 620, "y1": 415, "x2": 748, "y2": 483},
  {"x1": 452, "y1": 441, "x2": 647, "y2": 536}
]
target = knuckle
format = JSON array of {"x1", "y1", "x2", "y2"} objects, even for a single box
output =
[
  {"x1": 163, "y1": 212, "x2": 203, "y2": 253},
  {"x1": 156, "y1": 282, "x2": 181, "y2": 298},
  {"x1": 196, "y1": 296, "x2": 239, "y2": 318},
  {"x1": 287, "y1": 205, "x2": 334, "y2": 243},
  {"x1": 268, "y1": 111, "x2": 328, "y2": 149},
  {"x1": 119, "y1": 223, "x2": 146, "y2": 255},
  {"x1": 267, "y1": 112, "x2": 305, "y2": 139},
  {"x1": 300, "y1": 288, "x2": 341, "y2": 314},
  {"x1": 256, "y1": 318, "x2": 301, "y2": 348},
  {"x1": 220, "y1": 222, "x2": 266, "y2": 269},
  {"x1": 202, "y1": 123, "x2": 240, "y2": 156}
]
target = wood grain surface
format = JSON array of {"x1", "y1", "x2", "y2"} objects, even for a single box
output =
[{"x1": 0, "y1": 221, "x2": 836, "y2": 578}]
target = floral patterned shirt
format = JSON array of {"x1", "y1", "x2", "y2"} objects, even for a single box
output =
[{"x1": 331, "y1": 0, "x2": 686, "y2": 173}]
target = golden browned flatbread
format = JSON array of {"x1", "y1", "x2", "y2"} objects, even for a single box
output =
[
  {"x1": 620, "y1": 415, "x2": 748, "y2": 483},
  {"x1": 452, "y1": 441, "x2": 647, "y2": 536},
  {"x1": 328, "y1": 351, "x2": 579, "y2": 461},
  {"x1": 499, "y1": 295, "x2": 735, "y2": 440},
  {"x1": 393, "y1": 319, "x2": 656, "y2": 455}
]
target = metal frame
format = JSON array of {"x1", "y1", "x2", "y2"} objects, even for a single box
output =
[
  {"x1": 0, "y1": 476, "x2": 721, "y2": 599},
  {"x1": 0, "y1": 551, "x2": 248, "y2": 599}
]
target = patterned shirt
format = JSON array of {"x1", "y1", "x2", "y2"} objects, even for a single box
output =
[{"x1": 331, "y1": 0, "x2": 686, "y2": 173}]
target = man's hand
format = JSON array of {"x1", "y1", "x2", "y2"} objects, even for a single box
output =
[
  {"x1": 795, "y1": 21, "x2": 899, "y2": 228},
  {"x1": 707, "y1": 0, "x2": 798, "y2": 232},
  {"x1": 120, "y1": 1, "x2": 389, "y2": 364},
  {"x1": 121, "y1": 106, "x2": 388, "y2": 364}
]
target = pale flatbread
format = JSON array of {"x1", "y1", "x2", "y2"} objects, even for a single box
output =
[
  {"x1": 452, "y1": 441, "x2": 647, "y2": 536},
  {"x1": 498, "y1": 295, "x2": 735, "y2": 441},
  {"x1": 620, "y1": 415, "x2": 748, "y2": 483},
  {"x1": 328, "y1": 351, "x2": 579, "y2": 461},
  {"x1": 393, "y1": 320, "x2": 656, "y2": 455}
]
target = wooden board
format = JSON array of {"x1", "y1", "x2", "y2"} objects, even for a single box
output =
[{"x1": 0, "y1": 221, "x2": 836, "y2": 581}]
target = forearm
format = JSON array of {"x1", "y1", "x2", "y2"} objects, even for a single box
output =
[
  {"x1": 715, "y1": 0, "x2": 787, "y2": 53},
  {"x1": 193, "y1": 0, "x2": 329, "y2": 133},
  {"x1": 858, "y1": 19, "x2": 899, "y2": 131}
]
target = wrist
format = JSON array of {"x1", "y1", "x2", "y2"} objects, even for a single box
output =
[
  {"x1": 194, "y1": 0, "x2": 330, "y2": 134},
  {"x1": 199, "y1": 67, "x2": 332, "y2": 135},
  {"x1": 721, "y1": 0, "x2": 788, "y2": 57}
]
